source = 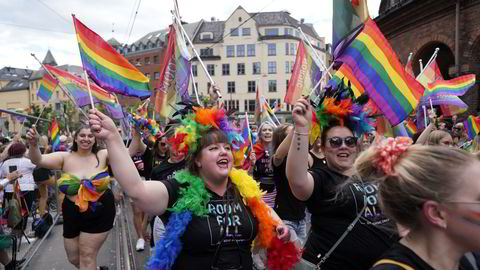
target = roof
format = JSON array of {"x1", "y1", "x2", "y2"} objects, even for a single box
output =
[
  {"x1": 107, "y1": 38, "x2": 121, "y2": 47},
  {"x1": 192, "y1": 20, "x2": 225, "y2": 44},
  {"x1": 131, "y1": 29, "x2": 168, "y2": 48},
  {"x1": 0, "y1": 67, "x2": 33, "y2": 81},
  {"x1": 182, "y1": 20, "x2": 204, "y2": 41},
  {"x1": 0, "y1": 80, "x2": 29, "y2": 92},
  {"x1": 250, "y1": 11, "x2": 320, "y2": 39},
  {"x1": 42, "y1": 50, "x2": 58, "y2": 66}
]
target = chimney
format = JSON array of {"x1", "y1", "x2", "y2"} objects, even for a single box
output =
[
  {"x1": 211, "y1": 17, "x2": 215, "y2": 22},
  {"x1": 300, "y1": 18, "x2": 305, "y2": 24}
]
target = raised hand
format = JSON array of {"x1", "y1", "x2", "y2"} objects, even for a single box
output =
[
  {"x1": 292, "y1": 98, "x2": 312, "y2": 128},
  {"x1": 88, "y1": 109, "x2": 119, "y2": 141},
  {"x1": 26, "y1": 125, "x2": 39, "y2": 147}
]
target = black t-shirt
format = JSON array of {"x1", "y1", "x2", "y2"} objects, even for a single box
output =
[
  {"x1": 309, "y1": 151, "x2": 327, "y2": 171},
  {"x1": 162, "y1": 178, "x2": 259, "y2": 270},
  {"x1": 131, "y1": 147, "x2": 153, "y2": 179},
  {"x1": 370, "y1": 242, "x2": 476, "y2": 270},
  {"x1": 253, "y1": 152, "x2": 275, "y2": 192},
  {"x1": 272, "y1": 158, "x2": 305, "y2": 221},
  {"x1": 150, "y1": 159, "x2": 186, "y2": 181},
  {"x1": 303, "y1": 166, "x2": 397, "y2": 270}
]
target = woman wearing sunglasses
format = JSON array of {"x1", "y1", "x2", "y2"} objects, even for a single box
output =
[
  {"x1": 286, "y1": 98, "x2": 396, "y2": 270},
  {"x1": 358, "y1": 140, "x2": 480, "y2": 270}
]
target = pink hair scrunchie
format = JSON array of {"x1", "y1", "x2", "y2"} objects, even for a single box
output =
[{"x1": 373, "y1": 137, "x2": 413, "y2": 175}]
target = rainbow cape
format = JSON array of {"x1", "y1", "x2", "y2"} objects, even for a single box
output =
[
  {"x1": 72, "y1": 16, "x2": 150, "y2": 99},
  {"x1": 336, "y1": 18, "x2": 424, "y2": 126},
  {"x1": 37, "y1": 72, "x2": 58, "y2": 102}
]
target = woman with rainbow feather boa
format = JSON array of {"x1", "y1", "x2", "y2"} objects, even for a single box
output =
[{"x1": 88, "y1": 106, "x2": 301, "y2": 270}]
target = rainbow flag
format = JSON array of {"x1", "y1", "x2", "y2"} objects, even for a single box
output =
[
  {"x1": 405, "y1": 55, "x2": 414, "y2": 77},
  {"x1": 284, "y1": 41, "x2": 322, "y2": 105},
  {"x1": 337, "y1": 18, "x2": 424, "y2": 126},
  {"x1": 464, "y1": 115, "x2": 480, "y2": 140},
  {"x1": 426, "y1": 74, "x2": 476, "y2": 97},
  {"x1": 72, "y1": 16, "x2": 150, "y2": 99},
  {"x1": 416, "y1": 58, "x2": 443, "y2": 88},
  {"x1": 37, "y1": 72, "x2": 58, "y2": 102},
  {"x1": 50, "y1": 119, "x2": 60, "y2": 151},
  {"x1": 328, "y1": 63, "x2": 365, "y2": 98},
  {"x1": 405, "y1": 119, "x2": 417, "y2": 137},
  {"x1": 45, "y1": 65, "x2": 117, "y2": 107}
]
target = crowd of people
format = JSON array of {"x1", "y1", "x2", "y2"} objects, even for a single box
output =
[{"x1": 0, "y1": 89, "x2": 478, "y2": 270}]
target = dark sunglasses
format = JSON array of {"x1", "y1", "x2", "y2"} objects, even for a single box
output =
[
  {"x1": 159, "y1": 142, "x2": 167, "y2": 147},
  {"x1": 328, "y1": 136, "x2": 357, "y2": 148}
]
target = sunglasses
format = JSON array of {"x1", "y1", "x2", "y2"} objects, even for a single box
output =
[
  {"x1": 159, "y1": 142, "x2": 167, "y2": 147},
  {"x1": 328, "y1": 136, "x2": 357, "y2": 148}
]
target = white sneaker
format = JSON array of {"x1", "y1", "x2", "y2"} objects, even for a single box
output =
[{"x1": 136, "y1": 238, "x2": 145, "y2": 251}]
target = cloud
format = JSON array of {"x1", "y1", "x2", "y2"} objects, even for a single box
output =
[{"x1": 0, "y1": 0, "x2": 381, "y2": 70}]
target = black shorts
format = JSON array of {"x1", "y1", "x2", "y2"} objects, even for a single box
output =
[{"x1": 62, "y1": 189, "x2": 115, "y2": 238}]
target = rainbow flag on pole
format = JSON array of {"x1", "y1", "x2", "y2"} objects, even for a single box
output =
[
  {"x1": 336, "y1": 18, "x2": 424, "y2": 126},
  {"x1": 426, "y1": 74, "x2": 476, "y2": 97},
  {"x1": 284, "y1": 41, "x2": 322, "y2": 104},
  {"x1": 464, "y1": 115, "x2": 480, "y2": 140},
  {"x1": 72, "y1": 16, "x2": 150, "y2": 99},
  {"x1": 50, "y1": 119, "x2": 60, "y2": 151},
  {"x1": 45, "y1": 65, "x2": 116, "y2": 107},
  {"x1": 37, "y1": 72, "x2": 58, "y2": 102}
]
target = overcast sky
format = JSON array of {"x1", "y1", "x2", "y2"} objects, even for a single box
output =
[{"x1": 0, "y1": 0, "x2": 381, "y2": 70}]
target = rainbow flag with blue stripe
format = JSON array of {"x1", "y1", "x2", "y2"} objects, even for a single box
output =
[
  {"x1": 50, "y1": 119, "x2": 60, "y2": 151},
  {"x1": 336, "y1": 18, "x2": 424, "y2": 126},
  {"x1": 464, "y1": 115, "x2": 480, "y2": 140},
  {"x1": 72, "y1": 16, "x2": 150, "y2": 99},
  {"x1": 37, "y1": 72, "x2": 58, "y2": 102},
  {"x1": 426, "y1": 74, "x2": 476, "y2": 98},
  {"x1": 405, "y1": 119, "x2": 417, "y2": 137},
  {"x1": 328, "y1": 63, "x2": 365, "y2": 98}
]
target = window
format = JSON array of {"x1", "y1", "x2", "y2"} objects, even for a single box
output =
[
  {"x1": 268, "y1": 80, "x2": 277, "y2": 92},
  {"x1": 230, "y1": 28, "x2": 239, "y2": 36},
  {"x1": 247, "y1": 44, "x2": 255, "y2": 56},
  {"x1": 192, "y1": 82, "x2": 198, "y2": 95},
  {"x1": 145, "y1": 73, "x2": 151, "y2": 80},
  {"x1": 268, "y1": 61, "x2": 276, "y2": 74},
  {"x1": 207, "y1": 64, "x2": 215, "y2": 76},
  {"x1": 268, "y1": 44, "x2": 276, "y2": 56},
  {"x1": 236, "y1": 45, "x2": 245, "y2": 57},
  {"x1": 285, "y1": 61, "x2": 294, "y2": 73},
  {"x1": 248, "y1": 81, "x2": 256, "y2": 93},
  {"x1": 200, "y1": 32, "x2": 213, "y2": 40},
  {"x1": 248, "y1": 100, "x2": 256, "y2": 112},
  {"x1": 252, "y1": 62, "x2": 261, "y2": 74},
  {"x1": 55, "y1": 102, "x2": 61, "y2": 111},
  {"x1": 200, "y1": 48, "x2": 213, "y2": 56},
  {"x1": 227, "y1": 81, "x2": 235, "y2": 93},
  {"x1": 207, "y1": 82, "x2": 211, "y2": 94},
  {"x1": 286, "y1": 80, "x2": 289, "y2": 89},
  {"x1": 284, "y1": 28, "x2": 293, "y2": 36},
  {"x1": 226, "y1": 45, "x2": 235, "y2": 57},
  {"x1": 154, "y1": 72, "x2": 160, "y2": 79},
  {"x1": 269, "y1": 99, "x2": 280, "y2": 109},
  {"x1": 192, "y1": 65, "x2": 197, "y2": 77},
  {"x1": 222, "y1": 64, "x2": 230, "y2": 75},
  {"x1": 56, "y1": 90, "x2": 59, "y2": 99},
  {"x1": 295, "y1": 30, "x2": 300, "y2": 37},
  {"x1": 265, "y1": 28, "x2": 279, "y2": 36},
  {"x1": 153, "y1": 55, "x2": 159, "y2": 64},
  {"x1": 136, "y1": 58, "x2": 141, "y2": 66},
  {"x1": 242, "y1": 28, "x2": 251, "y2": 36},
  {"x1": 145, "y1": 57, "x2": 151, "y2": 65},
  {"x1": 285, "y1": 43, "x2": 297, "y2": 55},
  {"x1": 237, "y1": 63, "x2": 245, "y2": 75},
  {"x1": 227, "y1": 100, "x2": 238, "y2": 110}
]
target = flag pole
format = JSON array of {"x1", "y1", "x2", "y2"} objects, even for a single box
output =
[
  {"x1": 407, "y1": 52, "x2": 413, "y2": 63},
  {"x1": 417, "y1": 48, "x2": 440, "y2": 79},
  {"x1": 34, "y1": 105, "x2": 48, "y2": 126},
  {"x1": 298, "y1": 27, "x2": 332, "y2": 78},
  {"x1": 190, "y1": 65, "x2": 202, "y2": 107},
  {"x1": 423, "y1": 105, "x2": 428, "y2": 127},
  {"x1": 171, "y1": 11, "x2": 221, "y2": 99},
  {"x1": 83, "y1": 70, "x2": 96, "y2": 110},
  {"x1": 30, "y1": 53, "x2": 89, "y2": 119},
  {"x1": 245, "y1": 112, "x2": 253, "y2": 151},
  {"x1": 419, "y1": 59, "x2": 424, "y2": 72},
  {"x1": 309, "y1": 61, "x2": 334, "y2": 97}
]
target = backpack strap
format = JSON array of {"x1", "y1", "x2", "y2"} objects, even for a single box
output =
[{"x1": 373, "y1": 259, "x2": 415, "y2": 270}]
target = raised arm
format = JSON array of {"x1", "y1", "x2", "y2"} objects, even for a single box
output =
[
  {"x1": 272, "y1": 127, "x2": 293, "y2": 167},
  {"x1": 88, "y1": 109, "x2": 169, "y2": 215},
  {"x1": 128, "y1": 127, "x2": 147, "y2": 157},
  {"x1": 415, "y1": 111, "x2": 438, "y2": 145},
  {"x1": 286, "y1": 98, "x2": 314, "y2": 201},
  {"x1": 26, "y1": 125, "x2": 65, "y2": 170}
]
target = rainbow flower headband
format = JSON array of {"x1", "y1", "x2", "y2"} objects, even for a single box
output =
[{"x1": 169, "y1": 107, "x2": 245, "y2": 156}]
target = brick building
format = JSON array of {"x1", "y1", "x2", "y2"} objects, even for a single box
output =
[{"x1": 376, "y1": 0, "x2": 480, "y2": 116}]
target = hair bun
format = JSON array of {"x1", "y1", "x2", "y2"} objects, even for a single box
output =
[{"x1": 373, "y1": 137, "x2": 413, "y2": 175}]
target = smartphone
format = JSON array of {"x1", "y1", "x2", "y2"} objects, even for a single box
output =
[{"x1": 8, "y1": 165, "x2": 17, "y2": 173}]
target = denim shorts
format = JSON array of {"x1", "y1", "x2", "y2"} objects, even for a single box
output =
[{"x1": 283, "y1": 219, "x2": 307, "y2": 246}]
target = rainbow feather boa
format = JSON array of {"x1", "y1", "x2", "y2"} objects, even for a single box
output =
[{"x1": 147, "y1": 169, "x2": 301, "y2": 270}]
